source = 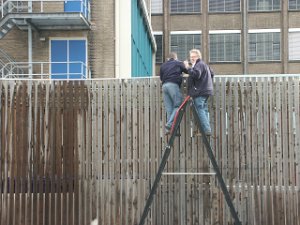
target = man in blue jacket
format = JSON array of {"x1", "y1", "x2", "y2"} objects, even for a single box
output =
[
  {"x1": 184, "y1": 49, "x2": 214, "y2": 136},
  {"x1": 160, "y1": 52, "x2": 188, "y2": 135}
]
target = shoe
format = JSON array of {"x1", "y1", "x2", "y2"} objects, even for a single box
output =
[
  {"x1": 193, "y1": 130, "x2": 202, "y2": 136},
  {"x1": 165, "y1": 126, "x2": 171, "y2": 135},
  {"x1": 192, "y1": 131, "x2": 211, "y2": 137},
  {"x1": 165, "y1": 124, "x2": 171, "y2": 135}
]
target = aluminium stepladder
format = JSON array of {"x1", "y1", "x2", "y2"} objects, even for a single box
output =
[{"x1": 138, "y1": 96, "x2": 242, "y2": 225}]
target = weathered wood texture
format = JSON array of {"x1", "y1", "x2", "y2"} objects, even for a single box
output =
[{"x1": 0, "y1": 77, "x2": 299, "y2": 225}]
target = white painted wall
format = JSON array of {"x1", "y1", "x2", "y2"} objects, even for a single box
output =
[{"x1": 115, "y1": 0, "x2": 131, "y2": 78}]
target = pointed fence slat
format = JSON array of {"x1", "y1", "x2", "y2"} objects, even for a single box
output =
[{"x1": 0, "y1": 77, "x2": 300, "y2": 225}]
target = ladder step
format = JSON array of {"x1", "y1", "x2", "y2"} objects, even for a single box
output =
[{"x1": 162, "y1": 172, "x2": 216, "y2": 176}]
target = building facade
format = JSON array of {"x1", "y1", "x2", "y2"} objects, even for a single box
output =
[
  {"x1": 151, "y1": 0, "x2": 300, "y2": 75},
  {"x1": 0, "y1": 0, "x2": 156, "y2": 79}
]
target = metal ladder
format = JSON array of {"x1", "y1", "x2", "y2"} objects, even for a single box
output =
[{"x1": 138, "y1": 95, "x2": 242, "y2": 225}]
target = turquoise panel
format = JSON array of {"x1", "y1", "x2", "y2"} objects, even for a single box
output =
[{"x1": 131, "y1": 0, "x2": 153, "y2": 77}]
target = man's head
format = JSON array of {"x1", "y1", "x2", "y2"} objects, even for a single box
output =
[
  {"x1": 168, "y1": 52, "x2": 178, "y2": 60},
  {"x1": 189, "y1": 49, "x2": 202, "y2": 65}
]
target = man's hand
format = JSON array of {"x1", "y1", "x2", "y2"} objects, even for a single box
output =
[{"x1": 183, "y1": 60, "x2": 189, "y2": 69}]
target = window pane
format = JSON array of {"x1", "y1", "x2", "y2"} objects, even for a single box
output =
[
  {"x1": 289, "y1": 31, "x2": 300, "y2": 60},
  {"x1": 248, "y1": 0, "x2": 281, "y2": 11},
  {"x1": 209, "y1": 0, "x2": 240, "y2": 12},
  {"x1": 289, "y1": 0, "x2": 297, "y2": 9},
  {"x1": 289, "y1": 0, "x2": 300, "y2": 9},
  {"x1": 209, "y1": 33, "x2": 240, "y2": 62},
  {"x1": 248, "y1": 0, "x2": 257, "y2": 10},
  {"x1": 248, "y1": 32, "x2": 281, "y2": 61},
  {"x1": 151, "y1": 0, "x2": 163, "y2": 14},
  {"x1": 273, "y1": 0, "x2": 280, "y2": 9},
  {"x1": 226, "y1": 0, "x2": 240, "y2": 11},
  {"x1": 154, "y1": 34, "x2": 163, "y2": 63},
  {"x1": 170, "y1": 0, "x2": 201, "y2": 13},
  {"x1": 209, "y1": 0, "x2": 223, "y2": 11},
  {"x1": 170, "y1": 34, "x2": 202, "y2": 61}
]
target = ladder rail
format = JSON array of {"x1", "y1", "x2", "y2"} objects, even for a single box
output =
[
  {"x1": 138, "y1": 96, "x2": 190, "y2": 225},
  {"x1": 138, "y1": 96, "x2": 242, "y2": 225},
  {"x1": 190, "y1": 99, "x2": 242, "y2": 225}
]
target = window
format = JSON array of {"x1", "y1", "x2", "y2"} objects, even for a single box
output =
[
  {"x1": 154, "y1": 33, "x2": 163, "y2": 63},
  {"x1": 209, "y1": 0, "x2": 240, "y2": 12},
  {"x1": 151, "y1": 0, "x2": 163, "y2": 14},
  {"x1": 289, "y1": 0, "x2": 300, "y2": 10},
  {"x1": 209, "y1": 31, "x2": 241, "y2": 62},
  {"x1": 50, "y1": 39, "x2": 87, "y2": 79},
  {"x1": 170, "y1": 32, "x2": 201, "y2": 61},
  {"x1": 289, "y1": 29, "x2": 300, "y2": 60},
  {"x1": 248, "y1": 0, "x2": 280, "y2": 11},
  {"x1": 170, "y1": 0, "x2": 201, "y2": 13},
  {"x1": 248, "y1": 30, "x2": 280, "y2": 61}
]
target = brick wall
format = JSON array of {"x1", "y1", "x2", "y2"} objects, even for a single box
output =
[
  {"x1": 32, "y1": 1, "x2": 64, "y2": 13},
  {"x1": 0, "y1": 28, "x2": 28, "y2": 62},
  {"x1": 0, "y1": 1, "x2": 116, "y2": 78},
  {"x1": 88, "y1": 0, "x2": 115, "y2": 78}
]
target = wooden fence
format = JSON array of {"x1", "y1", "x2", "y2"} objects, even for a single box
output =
[{"x1": 0, "y1": 76, "x2": 299, "y2": 225}]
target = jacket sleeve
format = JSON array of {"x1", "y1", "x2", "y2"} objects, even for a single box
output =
[
  {"x1": 179, "y1": 62, "x2": 188, "y2": 74},
  {"x1": 187, "y1": 66, "x2": 201, "y2": 80},
  {"x1": 159, "y1": 66, "x2": 163, "y2": 81},
  {"x1": 209, "y1": 66, "x2": 214, "y2": 79}
]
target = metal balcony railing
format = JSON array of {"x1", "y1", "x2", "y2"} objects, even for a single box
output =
[
  {"x1": 1, "y1": 61, "x2": 90, "y2": 79},
  {"x1": 1, "y1": 0, "x2": 91, "y2": 19}
]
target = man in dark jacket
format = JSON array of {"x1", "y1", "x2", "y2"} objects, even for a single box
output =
[
  {"x1": 184, "y1": 49, "x2": 214, "y2": 136},
  {"x1": 160, "y1": 52, "x2": 188, "y2": 134}
]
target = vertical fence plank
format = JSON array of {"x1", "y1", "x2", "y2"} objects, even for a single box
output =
[
  {"x1": 137, "y1": 80, "x2": 145, "y2": 224},
  {"x1": 276, "y1": 78, "x2": 284, "y2": 225},
  {"x1": 282, "y1": 78, "x2": 289, "y2": 225},
  {"x1": 126, "y1": 79, "x2": 133, "y2": 225},
  {"x1": 97, "y1": 80, "x2": 104, "y2": 225},
  {"x1": 294, "y1": 78, "x2": 300, "y2": 225}
]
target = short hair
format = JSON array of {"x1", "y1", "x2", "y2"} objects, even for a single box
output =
[
  {"x1": 189, "y1": 49, "x2": 202, "y2": 59},
  {"x1": 168, "y1": 52, "x2": 177, "y2": 60}
]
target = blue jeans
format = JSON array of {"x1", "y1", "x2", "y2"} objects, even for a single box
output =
[
  {"x1": 193, "y1": 96, "x2": 211, "y2": 133},
  {"x1": 162, "y1": 82, "x2": 183, "y2": 128}
]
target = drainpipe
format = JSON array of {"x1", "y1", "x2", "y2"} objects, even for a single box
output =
[
  {"x1": 28, "y1": 0, "x2": 33, "y2": 76},
  {"x1": 115, "y1": 0, "x2": 120, "y2": 78},
  {"x1": 243, "y1": 0, "x2": 248, "y2": 74}
]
